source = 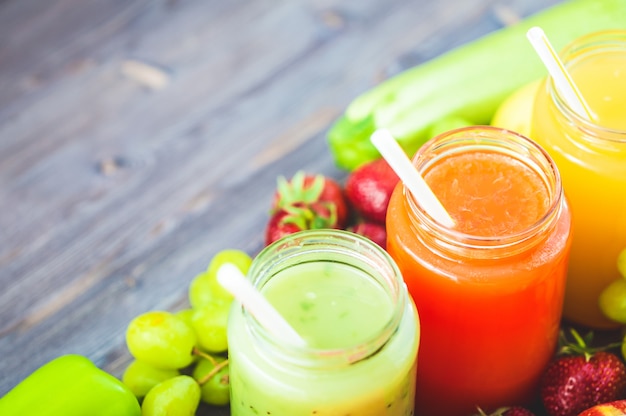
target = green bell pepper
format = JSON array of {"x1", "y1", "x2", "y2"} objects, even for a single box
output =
[{"x1": 0, "y1": 354, "x2": 141, "y2": 416}]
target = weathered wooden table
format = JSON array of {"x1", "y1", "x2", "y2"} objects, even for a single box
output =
[{"x1": 1, "y1": 0, "x2": 565, "y2": 414}]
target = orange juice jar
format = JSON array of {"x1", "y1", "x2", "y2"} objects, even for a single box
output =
[
  {"x1": 530, "y1": 30, "x2": 626, "y2": 329},
  {"x1": 386, "y1": 126, "x2": 572, "y2": 416}
]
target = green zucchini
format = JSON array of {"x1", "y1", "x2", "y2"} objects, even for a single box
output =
[{"x1": 328, "y1": 0, "x2": 626, "y2": 171}]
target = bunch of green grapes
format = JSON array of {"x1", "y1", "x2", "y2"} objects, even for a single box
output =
[
  {"x1": 598, "y1": 248, "x2": 626, "y2": 357},
  {"x1": 121, "y1": 249, "x2": 252, "y2": 416}
]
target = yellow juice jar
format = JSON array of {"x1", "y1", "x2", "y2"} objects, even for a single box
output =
[{"x1": 530, "y1": 30, "x2": 626, "y2": 329}]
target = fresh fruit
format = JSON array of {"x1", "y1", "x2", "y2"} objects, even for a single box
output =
[
  {"x1": 265, "y1": 202, "x2": 339, "y2": 245},
  {"x1": 347, "y1": 221, "x2": 387, "y2": 249},
  {"x1": 141, "y1": 375, "x2": 201, "y2": 416},
  {"x1": 271, "y1": 171, "x2": 348, "y2": 228},
  {"x1": 345, "y1": 158, "x2": 399, "y2": 224},
  {"x1": 175, "y1": 308, "x2": 194, "y2": 328},
  {"x1": 264, "y1": 171, "x2": 350, "y2": 245},
  {"x1": 205, "y1": 249, "x2": 253, "y2": 299},
  {"x1": 490, "y1": 79, "x2": 542, "y2": 138},
  {"x1": 189, "y1": 275, "x2": 230, "y2": 310},
  {"x1": 577, "y1": 399, "x2": 626, "y2": 415},
  {"x1": 190, "y1": 250, "x2": 251, "y2": 308},
  {"x1": 117, "y1": 249, "x2": 246, "y2": 410},
  {"x1": 541, "y1": 330, "x2": 626, "y2": 416},
  {"x1": 265, "y1": 206, "x2": 306, "y2": 245},
  {"x1": 599, "y1": 279, "x2": 626, "y2": 324},
  {"x1": 125, "y1": 311, "x2": 197, "y2": 369},
  {"x1": 192, "y1": 356, "x2": 230, "y2": 406},
  {"x1": 191, "y1": 301, "x2": 230, "y2": 353},
  {"x1": 122, "y1": 360, "x2": 180, "y2": 399}
]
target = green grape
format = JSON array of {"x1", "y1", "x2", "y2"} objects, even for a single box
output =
[
  {"x1": 174, "y1": 309, "x2": 201, "y2": 365},
  {"x1": 191, "y1": 301, "x2": 230, "y2": 353},
  {"x1": 126, "y1": 311, "x2": 197, "y2": 369},
  {"x1": 175, "y1": 308, "x2": 194, "y2": 328},
  {"x1": 192, "y1": 356, "x2": 230, "y2": 406},
  {"x1": 141, "y1": 375, "x2": 201, "y2": 416},
  {"x1": 189, "y1": 250, "x2": 252, "y2": 308},
  {"x1": 599, "y1": 278, "x2": 626, "y2": 324},
  {"x1": 205, "y1": 249, "x2": 253, "y2": 300},
  {"x1": 618, "y1": 248, "x2": 626, "y2": 279},
  {"x1": 188, "y1": 273, "x2": 231, "y2": 310},
  {"x1": 122, "y1": 359, "x2": 179, "y2": 398}
]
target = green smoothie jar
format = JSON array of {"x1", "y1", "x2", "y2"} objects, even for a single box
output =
[{"x1": 227, "y1": 229, "x2": 420, "y2": 416}]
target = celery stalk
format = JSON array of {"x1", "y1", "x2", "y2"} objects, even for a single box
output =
[{"x1": 329, "y1": 0, "x2": 626, "y2": 171}]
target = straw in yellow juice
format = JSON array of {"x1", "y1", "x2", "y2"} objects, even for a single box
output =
[{"x1": 531, "y1": 30, "x2": 626, "y2": 329}]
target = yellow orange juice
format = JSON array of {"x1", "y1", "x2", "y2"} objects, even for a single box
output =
[{"x1": 531, "y1": 30, "x2": 626, "y2": 329}]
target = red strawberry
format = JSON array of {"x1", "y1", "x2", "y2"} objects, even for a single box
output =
[
  {"x1": 345, "y1": 158, "x2": 399, "y2": 224},
  {"x1": 265, "y1": 202, "x2": 339, "y2": 246},
  {"x1": 577, "y1": 399, "x2": 626, "y2": 415},
  {"x1": 347, "y1": 221, "x2": 387, "y2": 249},
  {"x1": 541, "y1": 330, "x2": 626, "y2": 416},
  {"x1": 272, "y1": 171, "x2": 348, "y2": 228}
]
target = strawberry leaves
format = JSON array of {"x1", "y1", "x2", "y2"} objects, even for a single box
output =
[
  {"x1": 265, "y1": 171, "x2": 349, "y2": 245},
  {"x1": 274, "y1": 172, "x2": 326, "y2": 209},
  {"x1": 270, "y1": 171, "x2": 348, "y2": 229},
  {"x1": 555, "y1": 329, "x2": 621, "y2": 361}
]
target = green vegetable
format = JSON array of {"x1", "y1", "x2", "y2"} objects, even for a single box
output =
[
  {"x1": 328, "y1": 0, "x2": 626, "y2": 171},
  {"x1": 0, "y1": 354, "x2": 141, "y2": 416}
]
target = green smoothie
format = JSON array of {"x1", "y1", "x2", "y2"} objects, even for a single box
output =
[
  {"x1": 228, "y1": 260, "x2": 419, "y2": 416},
  {"x1": 264, "y1": 262, "x2": 393, "y2": 349}
]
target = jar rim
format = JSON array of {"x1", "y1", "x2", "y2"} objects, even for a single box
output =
[
  {"x1": 405, "y1": 126, "x2": 564, "y2": 256},
  {"x1": 243, "y1": 229, "x2": 407, "y2": 369},
  {"x1": 549, "y1": 29, "x2": 626, "y2": 141}
]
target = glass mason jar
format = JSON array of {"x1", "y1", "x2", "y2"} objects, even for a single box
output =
[
  {"x1": 227, "y1": 229, "x2": 420, "y2": 416},
  {"x1": 530, "y1": 30, "x2": 626, "y2": 329},
  {"x1": 386, "y1": 126, "x2": 573, "y2": 416}
]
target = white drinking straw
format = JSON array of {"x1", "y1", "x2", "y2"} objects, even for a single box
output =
[
  {"x1": 217, "y1": 263, "x2": 307, "y2": 347},
  {"x1": 526, "y1": 26, "x2": 594, "y2": 121},
  {"x1": 370, "y1": 129, "x2": 455, "y2": 228}
]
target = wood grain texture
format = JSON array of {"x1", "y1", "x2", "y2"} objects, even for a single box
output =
[{"x1": 0, "y1": 0, "x2": 563, "y2": 413}]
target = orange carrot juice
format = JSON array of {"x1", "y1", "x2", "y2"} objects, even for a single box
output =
[
  {"x1": 531, "y1": 30, "x2": 626, "y2": 329},
  {"x1": 386, "y1": 127, "x2": 572, "y2": 416}
]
